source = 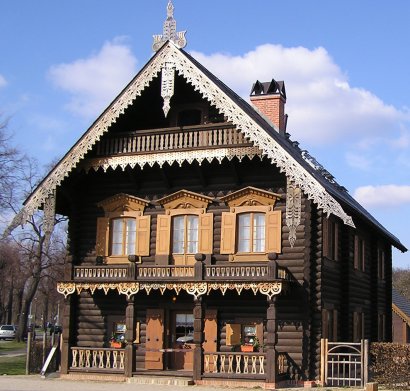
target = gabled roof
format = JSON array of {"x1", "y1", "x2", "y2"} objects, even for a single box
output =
[
  {"x1": 392, "y1": 288, "x2": 410, "y2": 325},
  {"x1": 8, "y1": 41, "x2": 407, "y2": 251}
]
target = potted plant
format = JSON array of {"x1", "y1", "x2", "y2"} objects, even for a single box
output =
[{"x1": 109, "y1": 333, "x2": 124, "y2": 348}]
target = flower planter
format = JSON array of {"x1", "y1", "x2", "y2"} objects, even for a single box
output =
[
  {"x1": 240, "y1": 345, "x2": 254, "y2": 352},
  {"x1": 110, "y1": 341, "x2": 123, "y2": 348}
]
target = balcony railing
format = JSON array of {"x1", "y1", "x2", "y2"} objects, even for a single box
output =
[
  {"x1": 70, "y1": 347, "x2": 125, "y2": 373},
  {"x1": 203, "y1": 351, "x2": 265, "y2": 377},
  {"x1": 72, "y1": 262, "x2": 289, "y2": 283},
  {"x1": 95, "y1": 123, "x2": 252, "y2": 156}
]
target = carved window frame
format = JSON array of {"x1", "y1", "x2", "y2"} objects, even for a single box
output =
[
  {"x1": 220, "y1": 187, "x2": 282, "y2": 262},
  {"x1": 156, "y1": 190, "x2": 214, "y2": 265},
  {"x1": 96, "y1": 194, "x2": 150, "y2": 264}
]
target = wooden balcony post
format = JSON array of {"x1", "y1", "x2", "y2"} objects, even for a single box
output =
[
  {"x1": 266, "y1": 295, "x2": 278, "y2": 385},
  {"x1": 194, "y1": 253, "x2": 205, "y2": 281},
  {"x1": 124, "y1": 296, "x2": 136, "y2": 377},
  {"x1": 268, "y1": 252, "x2": 278, "y2": 279},
  {"x1": 60, "y1": 296, "x2": 74, "y2": 374},
  {"x1": 193, "y1": 297, "x2": 204, "y2": 381}
]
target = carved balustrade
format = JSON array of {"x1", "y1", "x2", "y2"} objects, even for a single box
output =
[
  {"x1": 70, "y1": 347, "x2": 125, "y2": 373},
  {"x1": 95, "y1": 123, "x2": 251, "y2": 156},
  {"x1": 72, "y1": 262, "x2": 289, "y2": 283},
  {"x1": 73, "y1": 265, "x2": 134, "y2": 281},
  {"x1": 203, "y1": 351, "x2": 265, "y2": 378}
]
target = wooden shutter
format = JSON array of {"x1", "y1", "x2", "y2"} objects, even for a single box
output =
[
  {"x1": 96, "y1": 217, "x2": 110, "y2": 257},
  {"x1": 266, "y1": 210, "x2": 282, "y2": 253},
  {"x1": 136, "y1": 215, "x2": 151, "y2": 256},
  {"x1": 199, "y1": 213, "x2": 213, "y2": 254},
  {"x1": 322, "y1": 309, "x2": 329, "y2": 339},
  {"x1": 155, "y1": 214, "x2": 171, "y2": 255},
  {"x1": 256, "y1": 322, "x2": 264, "y2": 345},
  {"x1": 333, "y1": 310, "x2": 338, "y2": 341},
  {"x1": 226, "y1": 323, "x2": 241, "y2": 346},
  {"x1": 220, "y1": 212, "x2": 236, "y2": 254},
  {"x1": 323, "y1": 218, "x2": 329, "y2": 258}
]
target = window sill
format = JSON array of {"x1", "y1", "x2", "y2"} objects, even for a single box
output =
[{"x1": 229, "y1": 254, "x2": 268, "y2": 262}]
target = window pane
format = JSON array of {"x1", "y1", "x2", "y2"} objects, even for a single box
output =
[
  {"x1": 253, "y1": 213, "x2": 265, "y2": 252},
  {"x1": 187, "y1": 215, "x2": 198, "y2": 253},
  {"x1": 173, "y1": 216, "x2": 185, "y2": 254},
  {"x1": 125, "y1": 218, "x2": 136, "y2": 255},
  {"x1": 238, "y1": 214, "x2": 251, "y2": 252},
  {"x1": 111, "y1": 219, "x2": 124, "y2": 255}
]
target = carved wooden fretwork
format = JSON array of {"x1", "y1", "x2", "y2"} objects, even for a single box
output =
[
  {"x1": 17, "y1": 41, "x2": 354, "y2": 235},
  {"x1": 152, "y1": 0, "x2": 187, "y2": 52},
  {"x1": 82, "y1": 146, "x2": 262, "y2": 173},
  {"x1": 157, "y1": 189, "x2": 214, "y2": 210},
  {"x1": 56, "y1": 281, "x2": 283, "y2": 300},
  {"x1": 221, "y1": 186, "x2": 281, "y2": 208},
  {"x1": 286, "y1": 181, "x2": 302, "y2": 248},
  {"x1": 97, "y1": 193, "x2": 149, "y2": 214},
  {"x1": 161, "y1": 62, "x2": 175, "y2": 117}
]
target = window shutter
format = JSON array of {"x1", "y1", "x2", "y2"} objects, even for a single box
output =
[
  {"x1": 136, "y1": 215, "x2": 151, "y2": 256},
  {"x1": 353, "y1": 312, "x2": 358, "y2": 341},
  {"x1": 322, "y1": 309, "x2": 329, "y2": 340},
  {"x1": 354, "y1": 236, "x2": 359, "y2": 269},
  {"x1": 96, "y1": 217, "x2": 110, "y2": 257},
  {"x1": 226, "y1": 323, "x2": 241, "y2": 346},
  {"x1": 333, "y1": 310, "x2": 338, "y2": 341},
  {"x1": 155, "y1": 214, "x2": 171, "y2": 255},
  {"x1": 199, "y1": 213, "x2": 213, "y2": 254},
  {"x1": 203, "y1": 309, "x2": 218, "y2": 353},
  {"x1": 266, "y1": 210, "x2": 282, "y2": 253},
  {"x1": 256, "y1": 322, "x2": 264, "y2": 345},
  {"x1": 323, "y1": 218, "x2": 329, "y2": 258},
  {"x1": 220, "y1": 212, "x2": 236, "y2": 254}
]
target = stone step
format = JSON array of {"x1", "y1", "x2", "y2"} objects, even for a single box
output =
[{"x1": 128, "y1": 376, "x2": 194, "y2": 386}]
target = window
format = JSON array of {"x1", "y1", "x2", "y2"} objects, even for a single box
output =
[
  {"x1": 96, "y1": 194, "x2": 151, "y2": 264},
  {"x1": 238, "y1": 213, "x2": 265, "y2": 253},
  {"x1": 354, "y1": 235, "x2": 365, "y2": 271},
  {"x1": 220, "y1": 187, "x2": 281, "y2": 262},
  {"x1": 111, "y1": 218, "x2": 136, "y2": 256},
  {"x1": 378, "y1": 313, "x2": 385, "y2": 341},
  {"x1": 377, "y1": 246, "x2": 385, "y2": 280},
  {"x1": 322, "y1": 308, "x2": 338, "y2": 341},
  {"x1": 172, "y1": 215, "x2": 199, "y2": 254},
  {"x1": 353, "y1": 311, "x2": 364, "y2": 342},
  {"x1": 324, "y1": 218, "x2": 339, "y2": 260},
  {"x1": 156, "y1": 190, "x2": 214, "y2": 265},
  {"x1": 226, "y1": 321, "x2": 263, "y2": 348}
]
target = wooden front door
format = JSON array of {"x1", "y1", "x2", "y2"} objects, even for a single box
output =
[{"x1": 145, "y1": 309, "x2": 164, "y2": 370}]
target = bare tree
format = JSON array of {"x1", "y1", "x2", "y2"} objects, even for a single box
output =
[{"x1": 393, "y1": 267, "x2": 410, "y2": 302}]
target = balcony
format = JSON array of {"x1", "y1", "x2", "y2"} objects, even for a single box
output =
[
  {"x1": 72, "y1": 260, "x2": 289, "y2": 283},
  {"x1": 94, "y1": 122, "x2": 252, "y2": 157}
]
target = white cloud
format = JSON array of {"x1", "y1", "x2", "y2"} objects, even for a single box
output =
[
  {"x1": 0, "y1": 74, "x2": 7, "y2": 88},
  {"x1": 354, "y1": 185, "x2": 410, "y2": 207},
  {"x1": 190, "y1": 44, "x2": 410, "y2": 147},
  {"x1": 48, "y1": 37, "x2": 137, "y2": 119}
]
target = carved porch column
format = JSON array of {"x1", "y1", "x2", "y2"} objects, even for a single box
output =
[
  {"x1": 60, "y1": 296, "x2": 74, "y2": 374},
  {"x1": 192, "y1": 297, "x2": 204, "y2": 381},
  {"x1": 266, "y1": 296, "x2": 278, "y2": 385},
  {"x1": 124, "y1": 296, "x2": 136, "y2": 377}
]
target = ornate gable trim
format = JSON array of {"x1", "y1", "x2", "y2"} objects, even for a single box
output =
[
  {"x1": 221, "y1": 186, "x2": 281, "y2": 208},
  {"x1": 16, "y1": 41, "x2": 354, "y2": 232},
  {"x1": 157, "y1": 189, "x2": 214, "y2": 210},
  {"x1": 97, "y1": 193, "x2": 150, "y2": 213}
]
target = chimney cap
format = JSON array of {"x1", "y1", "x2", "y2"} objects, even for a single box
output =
[{"x1": 250, "y1": 79, "x2": 286, "y2": 99}]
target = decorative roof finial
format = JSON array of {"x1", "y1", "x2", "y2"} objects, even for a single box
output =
[{"x1": 153, "y1": 0, "x2": 187, "y2": 52}]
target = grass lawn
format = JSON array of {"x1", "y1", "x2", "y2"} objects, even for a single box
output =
[
  {"x1": 0, "y1": 355, "x2": 26, "y2": 375},
  {"x1": 0, "y1": 341, "x2": 26, "y2": 352}
]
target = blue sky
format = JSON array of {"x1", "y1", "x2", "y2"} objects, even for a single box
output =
[{"x1": 1, "y1": 1, "x2": 409, "y2": 267}]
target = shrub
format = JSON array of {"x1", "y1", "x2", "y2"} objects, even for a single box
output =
[{"x1": 370, "y1": 342, "x2": 410, "y2": 389}]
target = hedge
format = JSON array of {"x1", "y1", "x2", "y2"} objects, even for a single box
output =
[{"x1": 370, "y1": 342, "x2": 410, "y2": 389}]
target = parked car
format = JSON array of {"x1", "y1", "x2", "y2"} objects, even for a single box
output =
[{"x1": 0, "y1": 325, "x2": 17, "y2": 340}]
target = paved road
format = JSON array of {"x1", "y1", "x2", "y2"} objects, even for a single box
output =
[{"x1": 0, "y1": 375, "x2": 244, "y2": 391}]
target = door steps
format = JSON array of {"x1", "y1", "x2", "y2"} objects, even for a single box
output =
[{"x1": 128, "y1": 376, "x2": 194, "y2": 386}]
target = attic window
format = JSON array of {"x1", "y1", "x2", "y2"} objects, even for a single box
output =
[{"x1": 177, "y1": 109, "x2": 202, "y2": 126}]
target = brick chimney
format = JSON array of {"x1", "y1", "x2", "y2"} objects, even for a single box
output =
[{"x1": 250, "y1": 79, "x2": 287, "y2": 136}]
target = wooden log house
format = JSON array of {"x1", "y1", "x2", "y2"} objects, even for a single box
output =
[{"x1": 13, "y1": 2, "x2": 407, "y2": 387}]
